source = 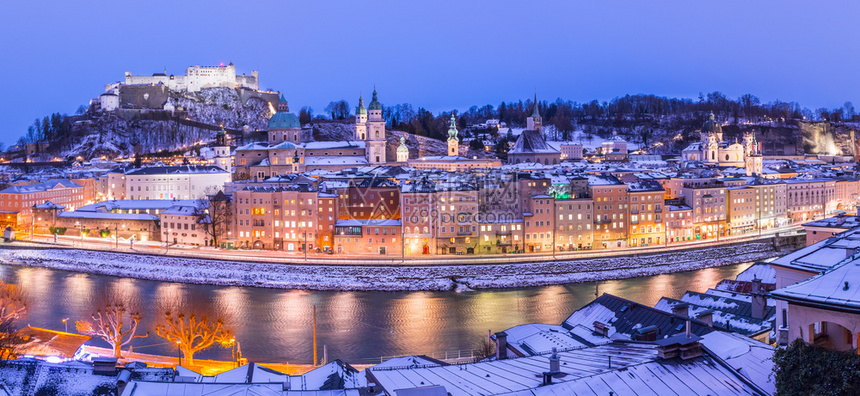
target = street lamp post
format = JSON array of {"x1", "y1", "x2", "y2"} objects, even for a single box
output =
[
  {"x1": 176, "y1": 340, "x2": 182, "y2": 367},
  {"x1": 62, "y1": 318, "x2": 68, "y2": 332}
]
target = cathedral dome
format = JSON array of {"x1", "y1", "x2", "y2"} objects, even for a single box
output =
[
  {"x1": 268, "y1": 112, "x2": 301, "y2": 130},
  {"x1": 368, "y1": 89, "x2": 382, "y2": 111},
  {"x1": 396, "y1": 136, "x2": 409, "y2": 153},
  {"x1": 702, "y1": 112, "x2": 721, "y2": 134}
]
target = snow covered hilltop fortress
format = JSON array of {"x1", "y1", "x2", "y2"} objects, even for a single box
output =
[{"x1": 117, "y1": 63, "x2": 259, "y2": 93}]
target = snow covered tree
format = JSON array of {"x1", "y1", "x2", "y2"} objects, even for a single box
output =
[
  {"x1": 155, "y1": 308, "x2": 233, "y2": 367},
  {"x1": 76, "y1": 301, "x2": 148, "y2": 358}
]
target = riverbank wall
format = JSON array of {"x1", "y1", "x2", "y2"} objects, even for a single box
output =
[{"x1": 0, "y1": 234, "x2": 799, "y2": 291}]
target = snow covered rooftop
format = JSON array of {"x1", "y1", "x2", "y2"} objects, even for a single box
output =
[
  {"x1": 33, "y1": 201, "x2": 66, "y2": 210},
  {"x1": 370, "y1": 341, "x2": 765, "y2": 396},
  {"x1": 78, "y1": 199, "x2": 201, "y2": 212},
  {"x1": 58, "y1": 211, "x2": 159, "y2": 221},
  {"x1": 769, "y1": 228, "x2": 860, "y2": 273},
  {"x1": 804, "y1": 214, "x2": 860, "y2": 230},
  {"x1": 700, "y1": 332, "x2": 776, "y2": 395},
  {"x1": 654, "y1": 295, "x2": 773, "y2": 336},
  {"x1": 120, "y1": 382, "x2": 360, "y2": 396},
  {"x1": 304, "y1": 156, "x2": 368, "y2": 166},
  {"x1": 771, "y1": 254, "x2": 860, "y2": 313},
  {"x1": 735, "y1": 263, "x2": 776, "y2": 284},
  {"x1": 165, "y1": 361, "x2": 364, "y2": 392},
  {"x1": 301, "y1": 141, "x2": 365, "y2": 150},
  {"x1": 563, "y1": 294, "x2": 713, "y2": 340},
  {"x1": 160, "y1": 205, "x2": 200, "y2": 216},
  {"x1": 125, "y1": 165, "x2": 228, "y2": 175},
  {"x1": 0, "y1": 179, "x2": 81, "y2": 194},
  {"x1": 509, "y1": 130, "x2": 560, "y2": 154},
  {"x1": 494, "y1": 323, "x2": 611, "y2": 356}
]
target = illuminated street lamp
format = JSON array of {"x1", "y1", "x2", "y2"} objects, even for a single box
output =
[{"x1": 62, "y1": 318, "x2": 68, "y2": 332}]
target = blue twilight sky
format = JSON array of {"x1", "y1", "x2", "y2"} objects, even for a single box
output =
[{"x1": 0, "y1": 0, "x2": 857, "y2": 146}]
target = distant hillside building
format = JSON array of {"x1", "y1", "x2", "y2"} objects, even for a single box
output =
[
  {"x1": 119, "y1": 63, "x2": 259, "y2": 93},
  {"x1": 682, "y1": 112, "x2": 761, "y2": 171},
  {"x1": 409, "y1": 114, "x2": 502, "y2": 171},
  {"x1": 508, "y1": 98, "x2": 561, "y2": 165}
]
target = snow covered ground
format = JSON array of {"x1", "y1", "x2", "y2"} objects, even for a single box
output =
[{"x1": 0, "y1": 242, "x2": 779, "y2": 291}]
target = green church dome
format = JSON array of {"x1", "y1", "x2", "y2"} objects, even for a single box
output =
[
  {"x1": 268, "y1": 112, "x2": 301, "y2": 130},
  {"x1": 368, "y1": 88, "x2": 382, "y2": 111},
  {"x1": 702, "y1": 111, "x2": 721, "y2": 134}
]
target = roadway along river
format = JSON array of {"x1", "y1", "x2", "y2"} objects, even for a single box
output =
[{"x1": 0, "y1": 261, "x2": 753, "y2": 364}]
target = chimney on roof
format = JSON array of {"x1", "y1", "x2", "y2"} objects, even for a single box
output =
[
  {"x1": 494, "y1": 331, "x2": 508, "y2": 360},
  {"x1": 838, "y1": 214, "x2": 846, "y2": 225},
  {"x1": 593, "y1": 321, "x2": 609, "y2": 337},
  {"x1": 548, "y1": 347, "x2": 560, "y2": 373},
  {"x1": 751, "y1": 277, "x2": 767, "y2": 320},
  {"x1": 672, "y1": 302, "x2": 689, "y2": 318},
  {"x1": 685, "y1": 320, "x2": 691, "y2": 338},
  {"x1": 696, "y1": 310, "x2": 714, "y2": 328}
]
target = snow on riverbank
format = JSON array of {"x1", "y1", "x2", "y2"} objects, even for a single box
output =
[{"x1": 0, "y1": 242, "x2": 779, "y2": 291}]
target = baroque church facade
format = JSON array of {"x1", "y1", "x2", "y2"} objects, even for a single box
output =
[
  {"x1": 682, "y1": 112, "x2": 762, "y2": 174},
  {"x1": 355, "y1": 89, "x2": 387, "y2": 165}
]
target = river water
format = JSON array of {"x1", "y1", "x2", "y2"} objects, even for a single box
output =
[{"x1": 0, "y1": 262, "x2": 753, "y2": 364}]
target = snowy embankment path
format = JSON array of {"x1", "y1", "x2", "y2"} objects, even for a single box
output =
[{"x1": 0, "y1": 242, "x2": 778, "y2": 291}]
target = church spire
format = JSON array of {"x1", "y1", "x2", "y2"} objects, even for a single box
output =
[
  {"x1": 369, "y1": 87, "x2": 382, "y2": 110},
  {"x1": 356, "y1": 93, "x2": 367, "y2": 115},
  {"x1": 531, "y1": 93, "x2": 540, "y2": 117},
  {"x1": 448, "y1": 113, "x2": 458, "y2": 140},
  {"x1": 447, "y1": 113, "x2": 459, "y2": 157}
]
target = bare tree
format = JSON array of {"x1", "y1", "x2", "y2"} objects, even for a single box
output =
[
  {"x1": 155, "y1": 309, "x2": 233, "y2": 367},
  {"x1": 76, "y1": 300, "x2": 148, "y2": 358},
  {"x1": 473, "y1": 336, "x2": 495, "y2": 363},
  {"x1": 196, "y1": 190, "x2": 231, "y2": 247},
  {"x1": 0, "y1": 279, "x2": 26, "y2": 361}
]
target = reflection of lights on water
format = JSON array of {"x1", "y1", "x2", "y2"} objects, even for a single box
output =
[
  {"x1": 65, "y1": 273, "x2": 94, "y2": 309},
  {"x1": 109, "y1": 278, "x2": 139, "y2": 306},
  {"x1": 327, "y1": 292, "x2": 359, "y2": 336},
  {"x1": 212, "y1": 287, "x2": 248, "y2": 328},
  {"x1": 154, "y1": 283, "x2": 186, "y2": 309}
]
